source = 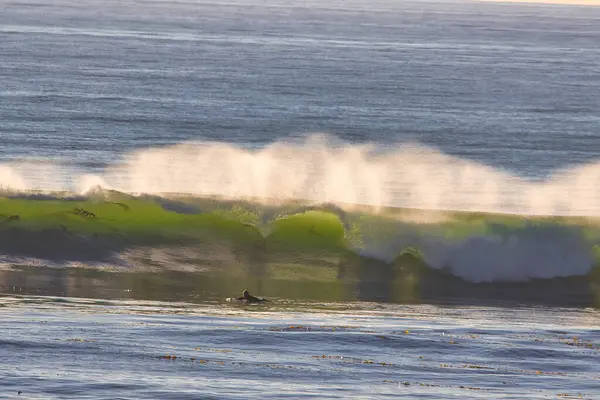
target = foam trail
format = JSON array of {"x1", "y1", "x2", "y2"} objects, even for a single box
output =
[{"x1": 2, "y1": 135, "x2": 600, "y2": 216}]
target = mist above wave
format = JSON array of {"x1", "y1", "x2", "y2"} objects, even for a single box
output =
[{"x1": 2, "y1": 135, "x2": 600, "y2": 216}]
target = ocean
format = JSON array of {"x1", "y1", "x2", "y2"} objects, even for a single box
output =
[{"x1": 1, "y1": 0, "x2": 599, "y2": 398}]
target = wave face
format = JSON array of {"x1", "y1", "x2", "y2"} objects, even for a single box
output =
[
  {"x1": 2, "y1": 136, "x2": 600, "y2": 216},
  {"x1": 0, "y1": 190, "x2": 598, "y2": 286}
]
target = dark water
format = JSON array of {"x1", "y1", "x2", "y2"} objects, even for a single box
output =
[
  {"x1": 0, "y1": 265, "x2": 599, "y2": 398},
  {"x1": 1, "y1": 264, "x2": 598, "y2": 308}
]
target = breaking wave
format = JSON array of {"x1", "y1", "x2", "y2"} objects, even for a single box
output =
[
  {"x1": 0, "y1": 189, "x2": 598, "y2": 285},
  {"x1": 0, "y1": 137, "x2": 599, "y2": 291},
  {"x1": 3, "y1": 135, "x2": 600, "y2": 216}
]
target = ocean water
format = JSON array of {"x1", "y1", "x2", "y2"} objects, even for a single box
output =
[
  {"x1": 1, "y1": 295, "x2": 600, "y2": 399},
  {"x1": 1, "y1": 0, "x2": 600, "y2": 398}
]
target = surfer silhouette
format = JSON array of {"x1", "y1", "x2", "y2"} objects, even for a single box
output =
[{"x1": 233, "y1": 289, "x2": 268, "y2": 304}]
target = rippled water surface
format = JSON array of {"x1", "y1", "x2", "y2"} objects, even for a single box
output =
[
  {"x1": 2, "y1": 0, "x2": 600, "y2": 178},
  {"x1": 1, "y1": 295, "x2": 599, "y2": 399}
]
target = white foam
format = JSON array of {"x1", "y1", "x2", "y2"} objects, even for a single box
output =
[
  {"x1": 344, "y1": 217, "x2": 596, "y2": 282},
  {"x1": 104, "y1": 136, "x2": 600, "y2": 217},
  {"x1": 0, "y1": 165, "x2": 27, "y2": 191},
  {"x1": 420, "y1": 225, "x2": 594, "y2": 282},
  {"x1": 1, "y1": 135, "x2": 600, "y2": 217}
]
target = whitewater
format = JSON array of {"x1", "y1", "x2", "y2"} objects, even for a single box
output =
[
  {"x1": 1, "y1": 0, "x2": 600, "y2": 398},
  {"x1": 4, "y1": 135, "x2": 600, "y2": 217}
]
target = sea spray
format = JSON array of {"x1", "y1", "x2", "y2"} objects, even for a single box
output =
[{"x1": 2, "y1": 136, "x2": 600, "y2": 216}]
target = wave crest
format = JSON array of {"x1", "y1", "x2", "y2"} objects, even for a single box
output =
[{"x1": 2, "y1": 136, "x2": 600, "y2": 216}]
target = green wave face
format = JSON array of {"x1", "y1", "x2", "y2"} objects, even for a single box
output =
[{"x1": 1, "y1": 192, "x2": 600, "y2": 307}]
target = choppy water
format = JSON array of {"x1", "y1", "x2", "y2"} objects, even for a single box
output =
[{"x1": 1, "y1": 295, "x2": 599, "y2": 399}]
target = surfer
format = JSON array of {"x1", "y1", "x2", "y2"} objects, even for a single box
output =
[{"x1": 230, "y1": 289, "x2": 268, "y2": 304}]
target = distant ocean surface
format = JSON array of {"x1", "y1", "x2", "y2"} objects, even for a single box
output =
[
  {"x1": 1, "y1": 1, "x2": 600, "y2": 399},
  {"x1": 1, "y1": 0, "x2": 600, "y2": 185}
]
